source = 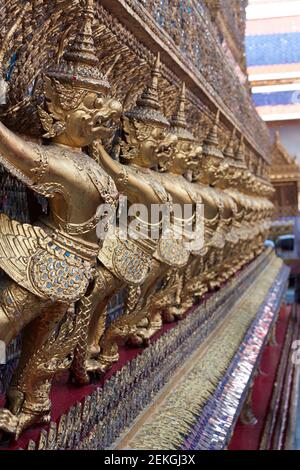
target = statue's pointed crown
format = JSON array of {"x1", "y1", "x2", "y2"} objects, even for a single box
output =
[
  {"x1": 236, "y1": 135, "x2": 246, "y2": 162},
  {"x1": 202, "y1": 110, "x2": 224, "y2": 159},
  {"x1": 223, "y1": 128, "x2": 236, "y2": 160},
  {"x1": 171, "y1": 82, "x2": 187, "y2": 129},
  {"x1": 170, "y1": 82, "x2": 196, "y2": 141},
  {"x1": 47, "y1": 0, "x2": 111, "y2": 93},
  {"x1": 125, "y1": 53, "x2": 170, "y2": 127}
]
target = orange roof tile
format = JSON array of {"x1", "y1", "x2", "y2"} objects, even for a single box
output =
[
  {"x1": 248, "y1": 63, "x2": 300, "y2": 75},
  {"x1": 256, "y1": 103, "x2": 300, "y2": 116},
  {"x1": 247, "y1": 16, "x2": 300, "y2": 35}
]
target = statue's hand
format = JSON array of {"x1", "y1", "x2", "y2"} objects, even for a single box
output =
[{"x1": 0, "y1": 117, "x2": 42, "y2": 182}]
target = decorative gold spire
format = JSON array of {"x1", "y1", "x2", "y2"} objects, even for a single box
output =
[
  {"x1": 205, "y1": 110, "x2": 220, "y2": 146},
  {"x1": 223, "y1": 128, "x2": 236, "y2": 159},
  {"x1": 236, "y1": 135, "x2": 245, "y2": 161},
  {"x1": 202, "y1": 110, "x2": 223, "y2": 159},
  {"x1": 64, "y1": 0, "x2": 98, "y2": 66},
  {"x1": 125, "y1": 53, "x2": 170, "y2": 127},
  {"x1": 234, "y1": 133, "x2": 247, "y2": 169},
  {"x1": 171, "y1": 82, "x2": 187, "y2": 129},
  {"x1": 136, "y1": 53, "x2": 161, "y2": 111},
  {"x1": 47, "y1": 0, "x2": 111, "y2": 93},
  {"x1": 170, "y1": 82, "x2": 195, "y2": 141}
]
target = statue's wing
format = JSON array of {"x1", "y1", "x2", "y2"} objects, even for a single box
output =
[{"x1": 0, "y1": 213, "x2": 49, "y2": 291}]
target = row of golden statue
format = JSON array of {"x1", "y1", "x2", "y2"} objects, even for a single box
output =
[{"x1": 0, "y1": 0, "x2": 273, "y2": 438}]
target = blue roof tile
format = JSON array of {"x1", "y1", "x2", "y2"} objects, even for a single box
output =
[
  {"x1": 246, "y1": 33, "x2": 300, "y2": 66},
  {"x1": 252, "y1": 90, "x2": 299, "y2": 106}
]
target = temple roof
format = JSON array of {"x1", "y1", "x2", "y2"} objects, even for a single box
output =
[
  {"x1": 247, "y1": 32, "x2": 300, "y2": 67},
  {"x1": 270, "y1": 131, "x2": 300, "y2": 182},
  {"x1": 246, "y1": 3, "x2": 300, "y2": 122}
]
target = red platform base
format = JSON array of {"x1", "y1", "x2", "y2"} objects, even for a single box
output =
[{"x1": 229, "y1": 304, "x2": 294, "y2": 450}]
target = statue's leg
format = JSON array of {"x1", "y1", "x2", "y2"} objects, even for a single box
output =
[
  {"x1": 7, "y1": 303, "x2": 69, "y2": 416},
  {"x1": 87, "y1": 268, "x2": 122, "y2": 356},
  {"x1": 0, "y1": 280, "x2": 47, "y2": 344},
  {"x1": 171, "y1": 262, "x2": 199, "y2": 318},
  {"x1": 95, "y1": 263, "x2": 165, "y2": 372},
  {"x1": 163, "y1": 269, "x2": 187, "y2": 322},
  {"x1": 0, "y1": 280, "x2": 60, "y2": 436},
  {"x1": 71, "y1": 265, "x2": 122, "y2": 382},
  {"x1": 89, "y1": 261, "x2": 163, "y2": 367},
  {"x1": 227, "y1": 243, "x2": 236, "y2": 277},
  {"x1": 209, "y1": 248, "x2": 223, "y2": 289},
  {"x1": 175, "y1": 268, "x2": 185, "y2": 306},
  {"x1": 99, "y1": 265, "x2": 179, "y2": 356},
  {"x1": 11, "y1": 300, "x2": 75, "y2": 438},
  {"x1": 126, "y1": 262, "x2": 172, "y2": 343},
  {"x1": 131, "y1": 259, "x2": 164, "y2": 308},
  {"x1": 220, "y1": 243, "x2": 231, "y2": 281},
  {"x1": 86, "y1": 260, "x2": 180, "y2": 372},
  {"x1": 192, "y1": 255, "x2": 209, "y2": 299},
  {"x1": 200, "y1": 249, "x2": 214, "y2": 291}
]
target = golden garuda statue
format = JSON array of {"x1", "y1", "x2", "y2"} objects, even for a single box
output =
[
  {"x1": 0, "y1": 0, "x2": 274, "y2": 442},
  {"x1": 87, "y1": 53, "x2": 192, "y2": 367},
  {"x1": 0, "y1": 0, "x2": 123, "y2": 437}
]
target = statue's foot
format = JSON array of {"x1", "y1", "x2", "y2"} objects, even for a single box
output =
[
  {"x1": 86, "y1": 351, "x2": 119, "y2": 374},
  {"x1": 128, "y1": 325, "x2": 160, "y2": 346},
  {"x1": 218, "y1": 268, "x2": 231, "y2": 282},
  {"x1": 0, "y1": 405, "x2": 51, "y2": 442},
  {"x1": 0, "y1": 409, "x2": 19, "y2": 437},
  {"x1": 128, "y1": 312, "x2": 162, "y2": 346},
  {"x1": 136, "y1": 318, "x2": 149, "y2": 328},
  {"x1": 209, "y1": 280, "x2": 219, "y2": 290},
  {"x1": 126, "y1": 318, "x2": 151, "y2": 345},
  {"x1": 86, "y1": 358, "x2": 108, "y2": 374},
  {"x1": 194, "y1": 286, "x2": 208, "y2": 299},
  {"x1": 7, "y1": 386, "x2": 25, "y2": 416},
  {"x1": 163, "y1": 306, "x2": 186, "y2": 322},
  {"x1": 15, "y1": 410, "x2": 51, "y2": 440},
  {"x1": 163, "y1": 309, "x2": 177, "y2": 323},
  {"x1": 128, "y1": 331, "x2": 146, "y2": 346},
  {"x1": 88, "y1": 344, "x2": 101, "y2": 359}
]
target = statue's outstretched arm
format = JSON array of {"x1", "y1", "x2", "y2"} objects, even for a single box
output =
[
  {"x1": 0, "y1": 121, "x2": 42, "y2": 183},
  {"x1": 96, "y1": 142, "x2": 149, "y2": 203}
]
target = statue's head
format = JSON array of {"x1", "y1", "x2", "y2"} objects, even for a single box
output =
[
  {"x1": 167, "y1": 83, "x2": 203, "y2": 175},
  {"x1": 120, "y1": 54, "x2": 178, "y2": 169},
  {"x1": 219, "y1": 130, "x2": 249, "y2": 189},
  {"x1": 39, "y1": 0, "x2": 122, "y2": 148},
  {"x1": 172, "y1": 140, "x2": 203, "y2": 176},
  {"x1": 195, "y1": 110, "x2": 228, "y2": 186}
]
